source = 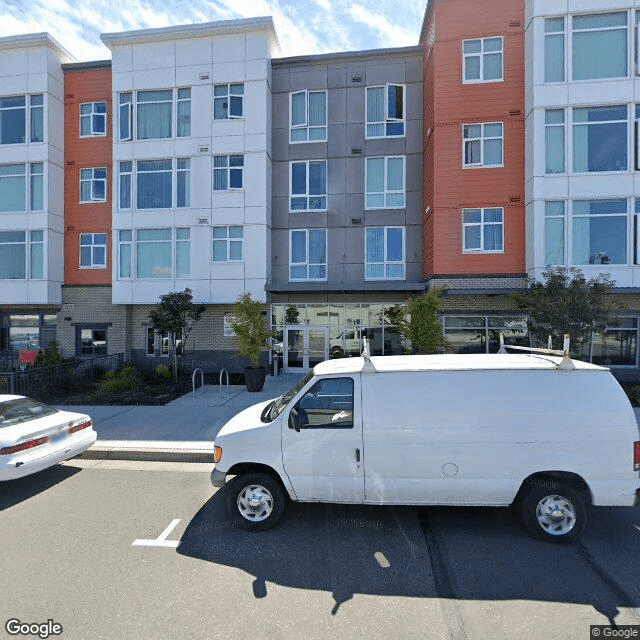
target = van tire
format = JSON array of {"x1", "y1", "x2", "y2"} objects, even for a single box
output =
[
  {"x1": 227, "y1": 473, "x2": 285, "y2": 531},
  {"x1": 520, "y1": 481, "x2": 587, "y2": 542}
]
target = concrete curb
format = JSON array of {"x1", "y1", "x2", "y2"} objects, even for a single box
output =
[{"x1": 79, "y1": 440, "x2": 214, "y2": 463}]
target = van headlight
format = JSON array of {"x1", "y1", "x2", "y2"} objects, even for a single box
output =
[{"x1": 214, "y1": 446, "x2": 222, "y2": 463}]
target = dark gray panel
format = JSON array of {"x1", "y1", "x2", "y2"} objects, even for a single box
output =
[
  {"x1": 272, "y1": 69, "x2": 290, "y2": 93},
  {"x1": 405, "y1": 119, "x2": 423, "y2": 155},
  {"x1": 327, "y1": 88, "x2": 347, "y2": 125},
  {"x1": 272, "y1": 92, "x2": 290, "y2": 129},
  {"x1": 328, "y1": 123, "x2": 347, "y2": 157},
  {"x1": 346, "y1": 87, "x2": 365, "y2": 124},
  {"x1": 365, "y1": 60, "x2": 405, "y2": 84},
  {"x1": 290, "y1": 68, "x2": 328, "y2": 91},
  {"x1": 327, "y1": 63, "x2": 347, "y2": 89},
  {"x1": 405, "y1": 81, "x2": 424, "y2": 120},
  {"x1": 328, "y1": 156, "x2": 346, "y2": 194},
  {"x1": 345, "y1": 156, "x2": 365, "y2": 194}
]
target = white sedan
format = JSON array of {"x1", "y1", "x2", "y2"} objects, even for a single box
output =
[{"x1": 0, "y1": 395, "x2": 97, "y2": 481}]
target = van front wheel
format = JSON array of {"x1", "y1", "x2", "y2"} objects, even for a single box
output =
[
  {"x1": 227, "y1": 473, "x2": 285, "y2": 531},
  {"x1": 520, "y1": 481, "x2": 587, "y2": 542}
]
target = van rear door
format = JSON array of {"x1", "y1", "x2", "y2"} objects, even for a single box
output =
[{"x1": 281, "y1": 375, "x2": 364, "y2": 502}]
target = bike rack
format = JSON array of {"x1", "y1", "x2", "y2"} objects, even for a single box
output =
[
  {"x1": 192, "y1": 367, "x2": 204, "y2": 396},
  {"x1": 219, "y1": 368, "x2": 229, "y2": 395}
]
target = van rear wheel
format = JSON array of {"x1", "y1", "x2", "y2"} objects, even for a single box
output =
[
  {"x1": 520, "y1": 481, "x2": 587, "y2": 542},
  {"x1": 227, "y1": 473, "x2": 285, "y2": 531}
]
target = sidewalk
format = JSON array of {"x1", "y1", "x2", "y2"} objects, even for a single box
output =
[{"x1": 60, "y1": 373, "x2": 304, "y2": 463}]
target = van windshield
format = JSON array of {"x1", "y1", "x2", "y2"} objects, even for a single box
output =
[{"x1": 264, "y1": 371, "x2": 314, "y2": 422}]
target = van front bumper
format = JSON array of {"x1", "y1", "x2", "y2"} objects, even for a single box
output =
[{"x1": 210, "y1": 466, "x2": 227, "y2": 488}]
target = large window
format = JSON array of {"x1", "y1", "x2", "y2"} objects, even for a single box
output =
[
  {"x1": 545, "y1": 201, "x2": 565, "y2": 266},
  {"x1": 443, "y1": 316, "x2": 528, "y2": 354},
  {"x1": 213, "y1": 155, "x2": 244, "y2": 190},
  {"x1": 0, "y1": 163, "x2": 43, "y2": 212},
  {"x1": 290, "y1": 161, "x2": 327, "y2": 211},
  {"x1": 463, "y1": 122, "x2": 503, "y2": 167},
  {"x1": 462, "y1": 208, "x2": 504, "y2": 253},
  {"x1": 545, "y1": 18, "x2": 565, "y2": 82},
  {"x1": 592, "y1": 318, "x2": 638, "y2": 367},
  {"x1": 214, "y1": 84, "x2": 243, "y2": 120},
  {"x1": 572, "y1": 12, "x2": 627, "y2": 81},
  {"x1": 289, "y1": 229, "x2": 327, "y2": 281},
  {"x1": 80, "y1": 168, "x2": 107, "y2": 203},
  {"x1": 290, "y1": 90, "x2": 327, "y2": 142},
  {"x1": 118, "y1": 228, "x2": 190, "y2": 279},
  {"x1": 80, "y1": 233, "x2": 107, "y2": 269},
  {"x1": 0, "y1": 94, "x2": 43, "y2": 145},
  {"x1": 463, "y1": 37, "x2": 503, "y2": 82},
  {"x1": 365, "y1": 227, "x2": 405, "y2": 280},
  {"x1": 119, "y1": 159, "x2": 190, "y2": 210},
  {"x1": 146, "y1": 327, "x2": 183, "y2": 357},
  {"x1": 213, "y1": 226, "x2": 243, "y2": 262},
  {"x1": 572, "y1": 199, "x2": 627, "y2": 265},
  {"x1": 366, "y1": 85, "x2": 405, "y2": 138},
  {"x1": 573, "y1": 105, "x2": 627, "y2": 172},
  {"x1": 78, "y1": 328, "x2": 107, "y2": 356},
  {"x1": 545, "y1": 110, "x2": 565, "y2": 174},
  {"x1": 0, "y1": 231, "x2": 43, "y2": 280},
  {"x1": 80, "y1": 102, "x2": 107, "y2": 137},
  {"x1": 365, "y1": 156, "x2": 405, "y2": 209},
  {"x1": 118, "y1": 88, "x2": 190, "y2": 141}
]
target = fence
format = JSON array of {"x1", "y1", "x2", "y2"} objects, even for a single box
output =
[
  {"x1": 0, "y1": 353, "x2": 124, "y2": 398},
  {"x1": 0, "y1": 351, "x2": 19, "y2": 371}
]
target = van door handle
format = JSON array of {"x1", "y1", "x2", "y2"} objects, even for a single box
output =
[{"x1": 355, "y1": 448, "x2": 360, "y2": 463}]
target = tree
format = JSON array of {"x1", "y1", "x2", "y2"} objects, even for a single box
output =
[
  {"x1": 230, "y1": 292, "x2": 274, "y2": 368},
  {"x1": 148, "y1": 288, "x2": 205, "y2": 381},
  {"x1": 513, "y1": 266, "x2": 616, "y2": 356},
  {"x1": 393, "y1": 288, "x2": 449, "y2": 354}
]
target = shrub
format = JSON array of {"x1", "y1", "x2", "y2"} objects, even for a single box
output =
[
  {"x1": 99, "y1": 365, "x2": 139, "y2": 393},
  {"x1": 155, "y1": 364, "x2": 171, "y2": 380}
]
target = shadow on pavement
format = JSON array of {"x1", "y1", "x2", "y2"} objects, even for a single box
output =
[{"x1": 178, "y1": 490, "x2": 640, "y2": 620}]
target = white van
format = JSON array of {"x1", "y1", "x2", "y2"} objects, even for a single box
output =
[{"x1": 210, "y1": 352, "x2": 640, "y2": 541}]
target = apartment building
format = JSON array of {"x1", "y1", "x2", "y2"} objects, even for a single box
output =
[
  {"x1": 269, "y1": 47, "x2": 424, "y2": 372},
  {"x1": 420, "y1": 0, "x2": 530, "y2": 354},
  {"x1": 526, "y1": 0, "x2": 640, "y2": 376},
  {"x1": 0, "y1": 34, "x2": 74, "y2": 354}
]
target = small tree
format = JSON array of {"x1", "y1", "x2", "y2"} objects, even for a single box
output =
[
  {"x1": 230, "y1": 293, "x2": 274, "y2": 368},
  {"x1": 513, "y1": 266, "x2": 616, "y2": 356},
  {"x1": 149, "y1": 288, "x2": 205, "y2": 380},
  {"x1": 394, "y1": 289, "x2": 449, "y2": 354}
]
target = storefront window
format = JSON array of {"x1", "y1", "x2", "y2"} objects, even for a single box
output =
[{"x1": 592, "y1": 319, "x2": 638, "y2": 367}]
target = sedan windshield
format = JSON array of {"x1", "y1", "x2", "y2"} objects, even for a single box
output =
[
  {"x1": 266, "y1": 371, "x2": 314, "y2": 422},
  {"x1": 0, "y1": 398, "x2": 58, "y2": 428}
]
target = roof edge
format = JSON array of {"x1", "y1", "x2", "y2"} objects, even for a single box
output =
[
  {"x1": 0, "y1": 32, "x2": 76, "y2": 61},
  {"x1": 272, "y1": 44, "x2": 423, "y2": 66}
]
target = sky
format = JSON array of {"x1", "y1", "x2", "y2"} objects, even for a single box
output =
[{"x1": 0, "y1": 0, "x2": 429, "y2": 62}]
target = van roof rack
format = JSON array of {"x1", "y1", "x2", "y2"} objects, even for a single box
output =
[
  {"x1": 360, "y1": 338, "x2": 377, "y2": 372},
  {"x1": 498, "y1": 333, "x2": 575, "y2": 370}
]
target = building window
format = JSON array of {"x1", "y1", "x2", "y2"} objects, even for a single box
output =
[
  {"x1": 290, "y1": 90, "x2": 327, "y2": 142},
  {"x1": 545, "y1": 201, "x2": 565, "y2": 266},
  {"x1": 177, "y1": 159, "x2": 190, "y2": 208},
  {"x1": 213, "y1": 155, "x2": 244, "y2": 190},
  {"x1": 463, "y1": 37, "x2": 503, "y2": 82},
  {"x1": 572, "y1": 199, "x2": 627, "y2": 265},
  {"x1": 136, "y1": 160, "x2": 170, "y2": 209},
  {"x1": 592, "y1": 318, "x2": 638, "y2": 367},
  {"x1": 118, "y1": 88, "x2": 190, "y2": 141},
  {"x1": 573, "y1": 105, "x2": 627, "y2": 173},
  {"x1": 214, "y1": 83, "x2": 244, "y2": 120},
  {"x1": 572, "y1": 12, "x2": 627, "y2": 81},
  {"x1": 80, "y1": 233, "x2": 107, "y2": 269},
  {"x1": 290, "y1": 160, "x2": 327, "y2": 211},
  {"x1": 365, "y1": 156, "x2": 405, "y2": 209},
  {"x1": 0, "y1": 94, "x2": 43, "y2": 145},
  {"x1": 462, "y1": 208, "x2": 504, "y2": 253},
  {"x1": 78, "y1": 328, "x2": 107, "y2": 356},
  {"x1": 80, "y1": 102, "x2": 107, "y2": 137},
  {"x1": 80, "y1": 168, "x2": 107, "y2": 203},
  {"x1": 545, "y1": 17, "x2": 565, "y2": 82},
  {"x1": 213, "y1": 226, "x2": 243, "y2": 262},
  {"x1": 365, "y1": 226, "x2": 405, "y2": 280},
  {"x1": 0, "y1": 230, "x2": 43, "y2": 280},
  {"x1": 366, "y1": 84, "x2": 405, "y2": 138},
  {"x1": 289, "y1": 229, "x2": 327, "y2": 281},
  {"x1": 146, "y1": 327, "x2": 182, "y2": 356},
  {"x1": 0, "y1": 163, "x2": 43, "y2": 212},
  {"x1": 443, "y1": 315, "x2": 528, "y2": 354},
  {"x1": 545, "y1": 110, "x2": 565, "y2": 174},
  {"x1": 463, "y1": 122, "x2": 503, "y2": 167},
  {"x1": 118, "y1": 228, "x2": 190, "y2": 279}
]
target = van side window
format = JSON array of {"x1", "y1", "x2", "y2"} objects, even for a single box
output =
[{"x1": 294, "y1": 377, "x2": 354, "y2": 429}]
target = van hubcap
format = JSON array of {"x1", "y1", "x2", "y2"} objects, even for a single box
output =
[
  {"x1": 535, "y1": 494, "x2": 576, "y2": 535},
  {"x1": 237, "y1": 484, "x2": 274, "y2": 522}
]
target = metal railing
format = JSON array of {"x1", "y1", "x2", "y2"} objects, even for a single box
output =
[{"x1": 0, "y1": 353, "x2": 124, "y2": 398}]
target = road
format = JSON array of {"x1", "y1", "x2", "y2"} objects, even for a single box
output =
[{"x1": 1, "y1": 459, "x2": 639, "y2": 640}]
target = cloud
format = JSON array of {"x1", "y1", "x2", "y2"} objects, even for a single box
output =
[{"x1": 348, "y1": 2, "x2": 419, "y2": 48}]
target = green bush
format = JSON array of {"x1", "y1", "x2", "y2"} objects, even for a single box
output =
[
  {"x1": 99, "y1": 365, "x2": 139, "y2": 393},
  {"x1": 155, "y1": 364, "x2": 171, "y2": 380}
]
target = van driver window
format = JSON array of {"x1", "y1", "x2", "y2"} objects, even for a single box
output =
[{"x1": 294, "y1": 377, "x2": 354, "y2": 429}]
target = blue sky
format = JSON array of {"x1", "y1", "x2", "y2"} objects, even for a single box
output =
[{"x1": 0, "y1": 0, "x2": 428, "y2": 61}]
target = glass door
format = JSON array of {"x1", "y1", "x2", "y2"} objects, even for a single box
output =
[{"x1": 284, "y1": 326, "x2": 328, "y2": 372}]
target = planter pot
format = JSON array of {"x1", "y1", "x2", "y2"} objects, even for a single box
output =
[{"x1": 244, "y1": 366, "x2": 266, "y2": 392}]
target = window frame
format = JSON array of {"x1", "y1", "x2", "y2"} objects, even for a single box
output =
[
  {"x1": 0, "y1": 230, "x2": 43, "y2": 280},
  {"x1": 0, "y1": 94, "x2": 43, "y2": 146},
  {"x1": 79, "y1": 101, "x2": 107, "y2": 137},
  {"x1": 289, "y1": 228, "x2": 328, "y2": 282},
  {"x1": 462, "y1": 122, "x2": 504, "y2": 168},
  {"x1": 365, "y1": 84, "x2": 406, "y2": 139},
  {"x1": 462, "y1": 207, "x2": 505, "y2": 253},
  {"x1": 364, "y1": 226, "x2": 406, "y2": 281},
  {"x1": 212, "y1": 226, "x2": 244, "y2": 263},
  {"x1": 462, "y1": 36, "x2": 504, "y2": 83},
  {"x1": 79, "y1": 232, "x2": 108, "y2": 269},
  {"x1": 77, "y1": 326, "x2": 107, "y2": 357},
  {"x1": 365, "y1": 156, "x2": 406, "y2": 210},
  {"x1": 289, "y1": 160, "x2": 328, "y2": 212},
  {"x1": 292, "y1": 377, "x2": 355, "y2": 430},
  {"x1": 213, "y1": 155, "x2": 244, "y2": 191},
  {"x1": 290, "y1": 89, "x2": 328, "y2": 143},
  {"x1": 79, "y1": 167, "x2": 107, "y2": 203},
  {"x1": 213, "y1": 83, "x2": 244, "y2": 121}
]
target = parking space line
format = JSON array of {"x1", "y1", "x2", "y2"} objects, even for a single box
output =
[{"x1": 132, "y1": 519, "x2": 181, "y2": 548}]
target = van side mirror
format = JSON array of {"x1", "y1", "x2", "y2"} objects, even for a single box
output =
[{"x1": 288, "y1": 410, "x2": 300, "y2": 432}]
